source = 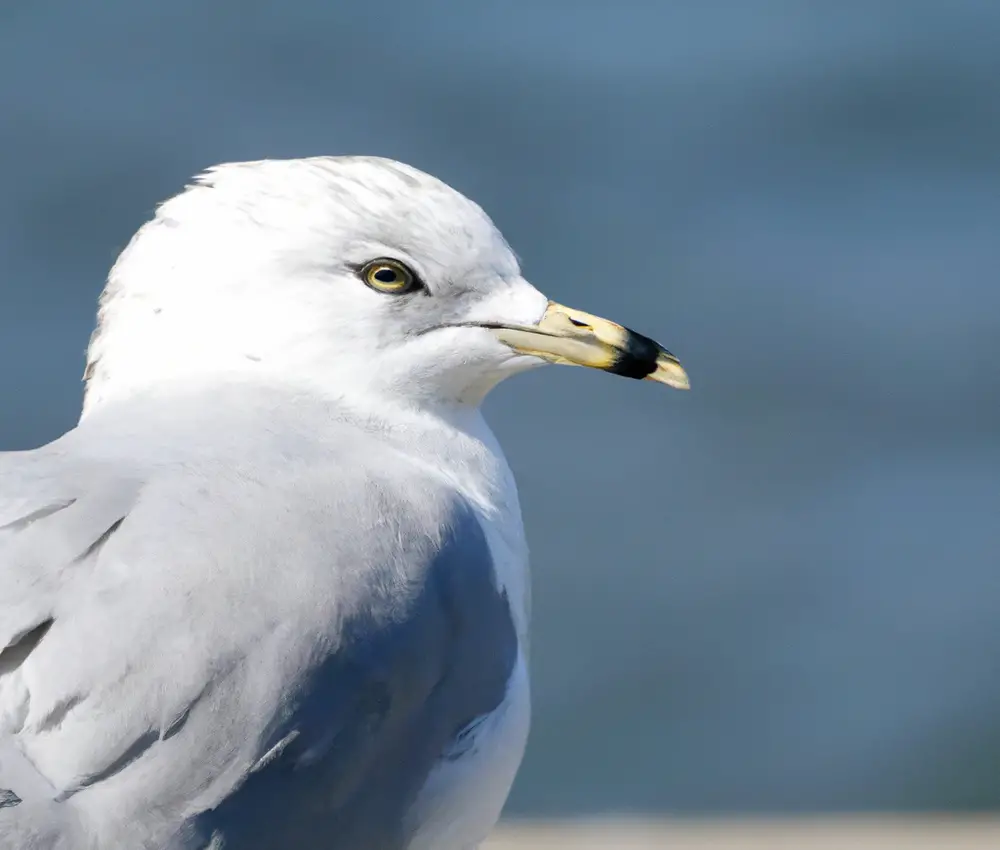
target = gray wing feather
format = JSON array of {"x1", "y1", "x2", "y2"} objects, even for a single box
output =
[
  {"x1": 0, "y1": 481, "x2": 140, "y2": 652},
  {"x1": 0, "y1": 430, "x2": 517, "y2": 850},
  {"x1": 0, "y1": 447, "x2": 144, "y2": 848},
  {"x1": 0, "y1": 447, "x2": 142, "y2": 726}
]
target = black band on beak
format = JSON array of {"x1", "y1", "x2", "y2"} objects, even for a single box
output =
[{"x1": 608, "y1": 331, "x2": 670, "y2": 380}]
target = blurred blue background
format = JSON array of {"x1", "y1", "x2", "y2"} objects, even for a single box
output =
[{"x1": 2, "y1": 0, "x2": 999, "y2": 818}]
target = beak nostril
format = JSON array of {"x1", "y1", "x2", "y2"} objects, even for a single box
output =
[{"x1": 568, "y1": 318, "x2": 591, "y2": 329}]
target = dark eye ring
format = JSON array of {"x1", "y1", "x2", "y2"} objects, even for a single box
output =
[{"x1": 359, "y1": 258, "x2": 422, "y2": 295}]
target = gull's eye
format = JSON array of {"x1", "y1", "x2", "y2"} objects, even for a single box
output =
[{"x1": 359, "y1": 259, "x2": 421, "y2": 294}]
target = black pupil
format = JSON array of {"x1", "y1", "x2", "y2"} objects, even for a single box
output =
[{"x1": 374, "y1": 268, "x2": 400, "y2": 284}]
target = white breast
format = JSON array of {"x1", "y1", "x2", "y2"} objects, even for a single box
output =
[
  {"x1": 407, "y1": 655, "x2": 530, "y2": 850},
  {"x1": 400, "y1": 413, "x2": 533, "y2": 849}
]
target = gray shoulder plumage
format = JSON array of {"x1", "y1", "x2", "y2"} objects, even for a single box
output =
[
  {"x1": 0, "y1": 430, "x2": 517, "y2": 850},
  {"x1": 0, "y1": 447, "x2": 144, "y2": 848}
]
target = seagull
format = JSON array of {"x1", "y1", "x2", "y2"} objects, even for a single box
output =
[{"x1": 0, "y1": 156, "x2": 688, "y2": 849}]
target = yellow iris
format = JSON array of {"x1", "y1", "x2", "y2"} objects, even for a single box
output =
[{"x1": 361, "y1": 259, "x2": 417, "y2": 294}]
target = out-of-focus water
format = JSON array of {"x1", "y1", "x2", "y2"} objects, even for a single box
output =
[{"x1": 2, "y1": 0, "x2": 999, "y2": 816}]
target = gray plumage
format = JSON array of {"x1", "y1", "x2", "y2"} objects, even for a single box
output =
[{"x1": 0, "y1": 388, "x2": 516, "y2": 849}]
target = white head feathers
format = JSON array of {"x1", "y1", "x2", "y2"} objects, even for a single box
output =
[{"x1": 83, "y1": 157, "x2": 548, "y2": 417}]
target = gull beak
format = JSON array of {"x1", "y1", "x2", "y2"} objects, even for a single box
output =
[{"x1": 486, "y1": 301, "x2": 689, "y2": 389}]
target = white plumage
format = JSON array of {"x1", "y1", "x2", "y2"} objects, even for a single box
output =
[{"x1": 0, "y1": 156, "x2": 686, "y2": 849}]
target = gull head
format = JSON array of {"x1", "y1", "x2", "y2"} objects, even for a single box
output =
[{"x1": 82, "y1": 156, "x2": 687, "y2": 416}]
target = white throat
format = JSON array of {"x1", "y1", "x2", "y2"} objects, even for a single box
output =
[{"x1": 358, "y1": 398, "x2": 532, "y2": 643}]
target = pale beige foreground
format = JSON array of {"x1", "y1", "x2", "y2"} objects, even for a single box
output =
[{"x1": 487, "y1": 817, "x2": 1000, "y2": 849}]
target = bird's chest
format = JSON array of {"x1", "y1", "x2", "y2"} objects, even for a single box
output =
[
  {"x1": 386, "y1": 423, "x2": 534, "y2": 847},
  {"x1": 405, "y1": 653, "x2": 531, "y2": 850},
  {"x1": 402, "y1": 520, "x2": 532, "y2": 850}
]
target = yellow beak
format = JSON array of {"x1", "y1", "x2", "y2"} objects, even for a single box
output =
[{"x1": 487, "y1": 301, "x2": 689, "y2": 389}]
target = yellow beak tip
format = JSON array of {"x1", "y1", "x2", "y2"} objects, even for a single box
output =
[{"x1": 647, "y1": 360, "x2": 691, "y2": 390}]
